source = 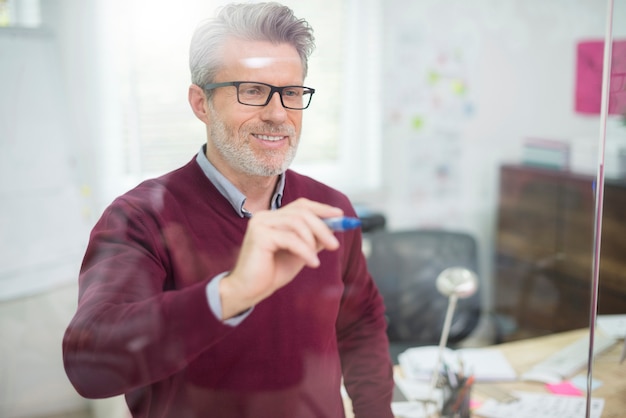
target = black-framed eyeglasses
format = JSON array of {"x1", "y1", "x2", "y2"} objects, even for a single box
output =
[{"x1": 202, "y1": 81, "x2": 315, "y2": 110}]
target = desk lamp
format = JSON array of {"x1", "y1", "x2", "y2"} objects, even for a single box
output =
[{"x1": 428, "y1": 267, "x2": 479, "y2": 393}]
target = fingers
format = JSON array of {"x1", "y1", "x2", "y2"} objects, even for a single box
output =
[
  {"x1": 248, "y1": 216, "x2": 328, "y2": 269},
  {"x1": 254, "y1": 198, "x2": 344, "y2": 257},
  {"x1": 266, "y1": 226, "x2": 322, "y2": 268},
  {"x1": 220, "y1": 199, "x2": 348, "y2": 317}
]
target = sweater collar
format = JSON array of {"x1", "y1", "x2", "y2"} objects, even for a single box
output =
[{"x1": 195, "y1": 145, "x2": 285, "y2": 217}]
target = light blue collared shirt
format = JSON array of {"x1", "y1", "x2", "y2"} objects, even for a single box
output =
[
  {"x1": 196, "y1": 146, "x2": 286, "y2": 326},
  {"x1": 195, "y1": 146, "x2": 285, "y2": 216}
]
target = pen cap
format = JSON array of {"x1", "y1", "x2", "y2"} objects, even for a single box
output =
[{"x1": 322, "y1": 216, "x2": 362, "y2": 231}]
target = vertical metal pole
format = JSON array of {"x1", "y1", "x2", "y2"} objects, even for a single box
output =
[
  {"x1": 586, "y1": 0, "x2": 614, "y2": 416},
  {"x1": 429, "y1": 294, "x2": 459, "y2": 391}
]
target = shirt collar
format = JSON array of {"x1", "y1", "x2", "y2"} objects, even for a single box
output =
[{"x1": 195, "y1": 145, "x2": 285, "y2": 217}]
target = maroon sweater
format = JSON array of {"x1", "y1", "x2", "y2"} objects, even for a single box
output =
[{"x1": 62, "y1": 158, "x2": 393, "y2": 418}]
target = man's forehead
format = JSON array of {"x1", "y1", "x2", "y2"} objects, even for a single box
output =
[
  {"x1": 222, "y1": 38, "x2": 300, "y2": 62},
  {"x1": 239, "y1": 56, "x2": 301, "y2": 69}
]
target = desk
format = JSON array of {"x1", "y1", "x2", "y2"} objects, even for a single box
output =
[
  {"x1": 476, "y1": 329, "x2": 625, "y2": 418},
  {"x1": 343, "y1": 329, "x2": 625, "y2": 417}
]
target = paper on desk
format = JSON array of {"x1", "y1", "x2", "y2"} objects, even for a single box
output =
[
  {"x1": 597, "y1": 314, "x2": 626, "y2": 339},
  {"x1": 475, "y1": 391, "x2": 604, "y2": 418},
  {"x1": 398, "y1": 346, "x2": 517, "y2": 382}
]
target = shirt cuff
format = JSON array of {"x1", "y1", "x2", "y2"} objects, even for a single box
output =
[{"x1": 206, "y1": 272, "x2": 253, "y2": 326}]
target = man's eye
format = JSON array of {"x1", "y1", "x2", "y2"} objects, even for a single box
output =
[
  {"x1": 242, "y1": 87, "x2": 263, "y2": 96},
  {"x1": 283, "y1": 88, "x2": 302, "y2": 97}
]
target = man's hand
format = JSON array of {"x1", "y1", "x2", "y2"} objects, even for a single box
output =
[{"x1": 219, "y1": 198, "x2": 344, "y2": 319}]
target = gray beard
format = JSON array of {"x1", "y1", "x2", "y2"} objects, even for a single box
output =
[{"x1": 207, "y1": 103, "x2": 298, "y2": 177}]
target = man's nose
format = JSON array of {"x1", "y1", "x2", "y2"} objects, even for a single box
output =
[{"x1": 260, "y1": 91, "x2": 288, "y2": 122}]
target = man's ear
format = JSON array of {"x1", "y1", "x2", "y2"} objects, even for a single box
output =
[{"x1": 188, "y1": 84, "x2": 210, "y2": 123}]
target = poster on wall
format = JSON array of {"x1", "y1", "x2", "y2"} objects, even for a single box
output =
[{"x1": 382, "y1": 3, "x2": 479, "y2": 228}]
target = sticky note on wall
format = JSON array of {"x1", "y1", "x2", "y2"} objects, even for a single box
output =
[{"x1": 575, "y1": 40, "x2": 626, "y2": 115}]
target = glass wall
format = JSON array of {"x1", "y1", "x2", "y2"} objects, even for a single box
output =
[
  {"x1": 0, "y1": 0, "x2": 623, "y2": 417},
  {"x1": 593, "y1": 0, "x2": 626, "y2": 416}
]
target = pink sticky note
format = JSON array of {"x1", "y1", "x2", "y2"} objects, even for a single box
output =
[
  {"x1": 470, "y1": 399, "x2": 482, "y2": 409},
  {"x1": 545, "y1": 381, "x2": 584, "y2": 397},
  {"x1": 575, "y1": 39, "x2": 626, "y2": 115}
]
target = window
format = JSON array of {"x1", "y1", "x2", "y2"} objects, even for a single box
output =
[
  {"x1": 100, "y1": 0, "x2": 381, "y2": 200},
  {"x1": 0, "y1": 0, "x2": 40, "y2": 28}
]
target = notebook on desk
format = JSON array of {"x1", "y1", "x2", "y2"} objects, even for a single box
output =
[{"x1": 398, "y1": 346, "x2": 517, "y2": 382}]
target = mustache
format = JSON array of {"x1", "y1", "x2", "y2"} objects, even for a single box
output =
[{"x1": 245, "y1": 124, "x2": 296, "y2": 137}]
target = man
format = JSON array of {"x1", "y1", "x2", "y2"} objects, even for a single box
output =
[{"x1": 63, "y1": 2, "x2": 393, "y2": 417}]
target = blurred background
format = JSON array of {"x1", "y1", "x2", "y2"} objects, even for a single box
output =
[{"x1": 1, "y1": 0, "x2": 625, "y2": 416}]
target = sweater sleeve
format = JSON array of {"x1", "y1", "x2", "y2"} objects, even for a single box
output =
[
  {"x1": 62, "y1": 198, "x2": 237, "y2": 399},
  {"x1": 336, "y1": 225, "x2": 395, "y2": 418}
]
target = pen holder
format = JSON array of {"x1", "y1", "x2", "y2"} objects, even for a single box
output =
[{"x1": 440, "y1": 376, "x2": 473, "y2": 418}]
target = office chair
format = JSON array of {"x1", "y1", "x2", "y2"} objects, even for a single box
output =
[{"x1": 365, "y1": 229, "x2": 482, "y2": 363}]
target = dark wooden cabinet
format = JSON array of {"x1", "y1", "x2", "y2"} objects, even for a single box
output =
[{"x1": 494, "y1": 164, "x2": 626, "y2": 341}]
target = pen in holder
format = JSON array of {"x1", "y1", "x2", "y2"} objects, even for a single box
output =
[{"x1": 440, "y1": 373, "x2": 474, "y2": 418}]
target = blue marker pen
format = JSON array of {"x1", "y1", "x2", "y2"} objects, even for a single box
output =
[{"x1": 323, "y1": 216, "x2": 362, "y2": 231}]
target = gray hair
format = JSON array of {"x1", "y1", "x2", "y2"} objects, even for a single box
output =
[{"x1": 189, "y1": 2, "x2": 315, "y2": 89}]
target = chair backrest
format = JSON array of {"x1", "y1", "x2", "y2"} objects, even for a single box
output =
[{"x1": 365, "y1": 229, "x2": 481, "y2": 346}]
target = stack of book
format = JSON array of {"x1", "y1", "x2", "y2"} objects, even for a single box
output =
[{"x1": 522, "y1": 138, "x2": 570, "y2": 170}]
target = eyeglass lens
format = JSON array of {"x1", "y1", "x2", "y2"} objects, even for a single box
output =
[{"x1": 237, "y1": 83, "x2": 312, "y2": 109}]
